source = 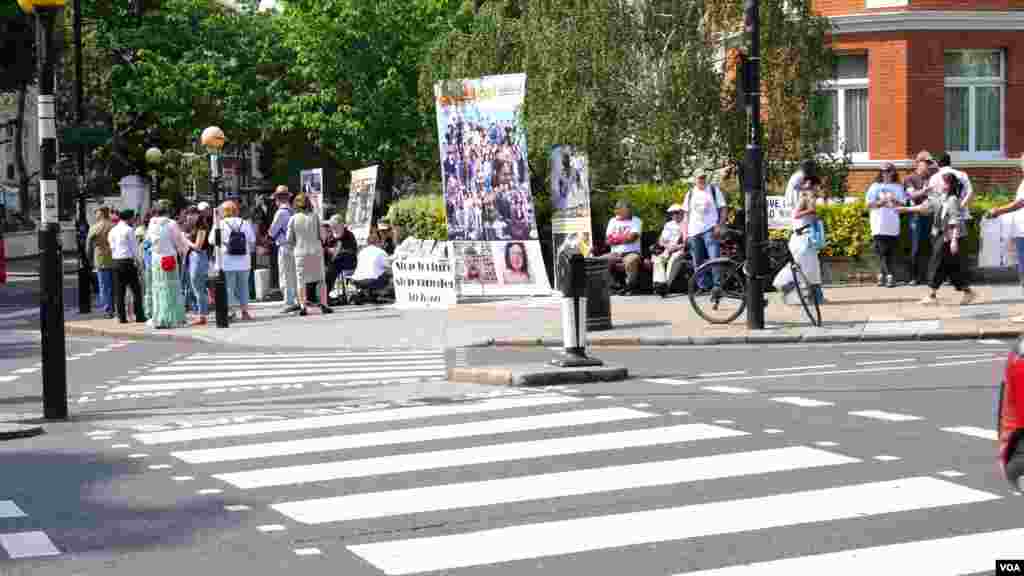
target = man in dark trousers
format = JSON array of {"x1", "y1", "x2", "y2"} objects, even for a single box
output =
[{"x1": 107, "y1": 209, "x2": 146, "y2": 323}]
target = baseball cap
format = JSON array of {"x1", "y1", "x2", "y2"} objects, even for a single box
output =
[
  {"x1": 667, "y1": 203, "x2": 684, "y2": 213},
  {"x1": 197, "y1": 201, "x2": 210, "y2": 211}
]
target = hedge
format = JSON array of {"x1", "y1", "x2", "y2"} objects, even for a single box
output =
[{"x1": 384, "y1": 194, "x2": 447, "y2": 241}]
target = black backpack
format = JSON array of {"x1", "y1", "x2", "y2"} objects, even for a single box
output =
[{"x1": 226, "y1": 221, "x2": 247, "y2": 256}]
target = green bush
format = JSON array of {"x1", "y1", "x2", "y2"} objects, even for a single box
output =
[
  {"x1": 384, "y1": 194, "x2": 447, "y2": 241},
  {"x1": 597, "y1": 181, "x2": 691, "y2": 234}
]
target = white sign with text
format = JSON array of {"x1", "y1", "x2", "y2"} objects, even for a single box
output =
[
  {"x1": 767, "y1": 196, "x2": 791, "y2": 230},
  {"x1": 392, "y1": 257, "x2": 457, "y2": 309}
]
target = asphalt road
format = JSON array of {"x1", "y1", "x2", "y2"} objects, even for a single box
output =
[{"x1": 1, "y1": 337, "x2": 1019, "y2": 575}]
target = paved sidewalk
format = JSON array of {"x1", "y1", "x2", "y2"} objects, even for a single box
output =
[{"x1": 49, "y1": 283, "x2": 1024, "y2": 349}]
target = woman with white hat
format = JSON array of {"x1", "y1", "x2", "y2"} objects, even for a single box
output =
[{"x1": 652, "y1": 203, "x2": 687, "y2": 297}]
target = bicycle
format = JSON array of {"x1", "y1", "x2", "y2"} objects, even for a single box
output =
[{"x1": 687, "y1": 225, "x2": 822, "y2": 327}]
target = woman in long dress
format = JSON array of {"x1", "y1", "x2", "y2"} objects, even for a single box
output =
[
  {"x1": 146, "y1": 200, "x2": 189, "y2": 328},
  {"x1": 286, "y1": 193, "x2": 332, "y2": 316}
]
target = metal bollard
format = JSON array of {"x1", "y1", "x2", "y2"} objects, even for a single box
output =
[{"x1": 551, "y1": 253, "x2": 603, "y2": 368}]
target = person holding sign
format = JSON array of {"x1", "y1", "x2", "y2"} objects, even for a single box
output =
[
  {"x1": 652, "y1": 204, "x2": 687, "y2": 297},
  {"x1": 866, "y1": 163, "x2": 907, "y2": 288}
]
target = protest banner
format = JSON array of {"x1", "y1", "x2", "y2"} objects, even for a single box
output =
[
  {"x1": 347, "y1": 166, "x2": 378, "y2": 246},
  {"x1": 392, "y1": 257, "x2": 457, "y2": 309},
  {"x1": 550, "y1": 145, "x2": 593, "y2": 292},
  {"x1": 434, "y1": 73, "x2": 551, "y2": 296},
  {"x1": 300, "y1": 168, "x2": 325, "y2": 220}
]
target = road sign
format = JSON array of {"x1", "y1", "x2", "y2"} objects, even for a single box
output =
[{"x1": 59, "y1": 126, "x2": 111, "y2": 147}]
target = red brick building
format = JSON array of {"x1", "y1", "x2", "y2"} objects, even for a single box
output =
[{"x1": 815, "y1": 0, "x2": 1024, "y2": 193}]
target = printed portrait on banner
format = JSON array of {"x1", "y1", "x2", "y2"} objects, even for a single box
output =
[
  {"x1": 347, "y1": 166, "x2": 379, "y2": 246},
  {"x1": 300, "y1": 168, "x2": 325, "y2": 220},
  {"x1": 549, "y1": 145, "x2": 593, "y2": 292}
]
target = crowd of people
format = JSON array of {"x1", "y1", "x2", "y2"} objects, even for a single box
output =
[
  {"x1": 440, "y1": 111, "x2": 537, "y2": 242},
  {"x1": 85, "y1": 184, "x2": 396, "y2": 329}
]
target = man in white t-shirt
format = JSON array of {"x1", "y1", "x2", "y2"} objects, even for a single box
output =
[
  {"x1": 352, "y1": 228, "x2": 392, "y2": 299},
  {"x1": 652, "y1": 204, "x2": 686, "y2": 297},
  {"x1": 986, "y1": 153, "x2": 1024, "y2": 321},
  {"x1": 601, "y1": 199, "x2": 643, "y2": 294},
  {"x1": 683, "y1": 171, "x2": 727, "y2": 291}
]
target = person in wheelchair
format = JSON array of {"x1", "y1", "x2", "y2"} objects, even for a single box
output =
[{"x1": 351, "y1": 227, "x2": 393, "y2": 304}]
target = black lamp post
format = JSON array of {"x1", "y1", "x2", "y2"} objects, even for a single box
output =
[
  {"x1": 743, "y1": 0, "x2": 766, "y2": 330},
  {"x1": 201, "y1": 126, "x2": 229, "y2": 328},
  {"x1": 19, "y1": 0, "x2": 69, "y2": 420}
]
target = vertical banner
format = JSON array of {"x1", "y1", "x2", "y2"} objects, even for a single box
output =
[
  {"x1": 434, "y1": 73, "x2": 550, "y2": 296},
  {"x1": 300, "y1": 168, "x2": 325, "y2": 221},
  {"x1": 550, "y1": 145, "x2": 593, "y2": 292},
  {"x1": 347, "y1": 165, "x2": 378, "y2": 246}
]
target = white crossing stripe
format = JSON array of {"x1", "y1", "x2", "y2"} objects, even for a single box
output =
[
  {"x1": 149, "y1": 359, "x2": 444, "y2": 374},
  {"x1": 134, "y1": 361, "x2": 446, "y2": 381},
  {"x1": 645, "y1": 378, "x2": 692, "y2": 386},
  {"x1": 771, "y1": 397, "x2": 834, "y2": 407},
  {"x1": 676, "y1": 528, "x2": 1024, "y2": 575},
  {"x1": 192, "y1": 406, "x2": 650, "y2": 469},
  {"x1": 0, "y1": 376, "x2": 18, "y2": 383},
  {"x1": 703, "y1": 386, "x2": 755, "y2": 394},
  {"x1": 347, "y1": 477, "x2": 999, "y2": 575},
  {"x1": 12, "y1": 368, "x2": 39, "y2": 374},
  {"x1": 698, "y1": 371, "x2": 747, "y2": 378},
  {"x1": 766, "y1": 364, "x2": 837, "y2": 372},
  {"x1": 182, "y1": 351, "x2": 442, "y2": 362},
  {"x1": 848, "y1": 410, "x2": 922, "y2": 422},
  {"x1": 941, "y1": 426, "x2": 998, "y2": 440},
  {"x1": 0, "y1": 531, "x2": 61, "y2": 559},
  {"x1": 272, "y1": 446, "x2": 859, "y2": 524},
  {"x1": 217, "y1": 423, "x2": 747, "y2": 490},
  {"x1": 132, "y1": 394, "x2": 581, "y2": 445},
  {"x1": 0, "y1": 500, "x2": 27, "y2": 518},
  {"x1": 111, "y1": 369, "x2": 447, "y2": 393}
]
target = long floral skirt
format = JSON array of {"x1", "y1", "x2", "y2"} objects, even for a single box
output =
[{"x1": 149, "y1": 261, "x2": 186, "y2": 329}]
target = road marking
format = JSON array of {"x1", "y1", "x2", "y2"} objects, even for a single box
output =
[
  {"x1": 874, "y1": 455, "x2": 901, "y2": 462},
  {"x1": 631, "y1": 403, "x2": 651, "y2": 408},
  {"x1": 979, "y1": 339, "x2": 1007, "y2": 345},
  {"x1": 849, "y1": 410, "x2": 923, "y2": 422},
  {"x1": 148, "y1": 464, "x2": 172, "y2": 470},
  {"x1": 179, "y1": 351, "x2": 442, "y2": 363},
  {"x1": 942, "y1": 353, "x2": 1002, "y2": 360},
  {"x1": 856, "y1": 358, "x2": 916, "y2": 366},
  {"x1": 676, "y1": 364, "x2": 919, "y2": 385},
  {"x1": 703, "y1": 386, "x2": 755, "y2": 394},
  {"x1": 197, "y1": 489, "x2": 223, "y2": 495},
  {"x1": 941, "y1": 426, "x2": 997, "y2": 440},
  {"x1": 675, "y1": 527, "x2": 1024, "y2": 575},
  {"x1": 698, "y1": 371, "x2": 747, "y2": 378},
  {"x1": 127, "y1": 453, "x2": 148, "y2": 459},
  {"x1": 212, "y1": 424, "x2": 748, "y2": 490},
  {"x1": 0, "y1": 500, "x2": 26, "y2": 518},
  {"x1": 224, "y1": 505, "x2": 251, "y2": 511},
  {"x1": 763, "y1": 429, "x2": 783, "y2": 434},
  {"x1": 766, "y1": 364, "x2": 836, "y2": 372},
  {"x1": 0, "y1": 376, "x2": 18, "y2": 383},
  {"x1": 0, "y1": 531, "x2": 61, "y2": 559},
  {"x1": 111, "y1": 444, "x2": 130, "y2": 449},
  {"x1": 671, "y1": 411, "x2": 689, "y2": 416},
  {"x1": 771, "y1": 397, "x2": 834, "y2": 407},
  {"x1": 273, "y1": 447, "x2": 859, "y2": 524},
  {"x1": 928, "y1": 358, "x2": 1003, "y2": 368},
  {"x1": 11, "y1": 367, "x2": 38, "y2": 374},
  {"x1": 118, "y1": 367, "x2": 447, "y2": 390},
  {"x1": 645, "y1": 378, "x2": 692, "y2": 386},
  {"x1": 346, "y1": 477, "x2": 1000, "y2": 575},
  {"x1": 596, "y1": 395, "x2": 614, "y2": 400},
  {"x1": 294, "y1": 548, "x2": 322, "y2": 556},
  {"x1": 181, "y1": 407, "x2": 653, "y2": 466},
  {"x1": 257, "y1": 524, "x2": 286, "y2": 533},
  {"x1": 815, "y1": 441, "x2": 838, "y2": 447},
  {"x1": 143, "y1": 359, "x2": 446, "y2": 378},
  {"x1": 713, "y1": 419, "x2": 735, "y2": 425},
  {"x1": 938, "y1": 470, "x2": 965, "y2": 478},
  {"x1": 133, "y1": 395, "x2": 580, "y2": 445},
  {"x1": 171, "y1": 476, "x2": 194, "y2": 482}
]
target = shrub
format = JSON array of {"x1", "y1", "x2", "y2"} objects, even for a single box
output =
[
  {"x1": 384, "y1": 194, "x2": 447, "y2": 241},
  {"x1": 596, "y1": 181, "x2": 691, "y2": 234}
]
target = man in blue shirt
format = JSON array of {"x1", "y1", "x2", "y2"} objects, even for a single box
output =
[{"x1": 268, "y1": 185, "x2": 300, "y2": 313}]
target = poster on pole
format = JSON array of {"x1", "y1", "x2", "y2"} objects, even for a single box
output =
[
  {"x1": 347, "y1": 165, "x2": 378, "y2": 246},
  {"x1": 550, "y1": 145, "x2": 593, "y2": 293},
  {"x1": 300, "y1": 168, "x2": 325, "y2": 220},
  {"x1": 434, "y1": 73, "x2": 550, "y2": 296}
]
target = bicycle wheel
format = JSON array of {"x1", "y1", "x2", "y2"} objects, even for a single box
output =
[
  {"x1": 688, "y1": 258, "x2": 747, "y2": 324},
  {"x1": 791, "y1": 263, "x2": 822, "y2": 327}
]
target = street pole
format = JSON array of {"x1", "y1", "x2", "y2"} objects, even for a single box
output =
[
  {"x1": 210, "y1": 152, "x2": 229, "y2": 328},
  {"x1": 743, "y1": 0, "x2": 765, "y2": 330},
  {"x1": 73, "y1": 0, "x2": 90, "y2": 314},
  {"x1": 27, "y1": 0, "x2": 69, "y2": 420}
]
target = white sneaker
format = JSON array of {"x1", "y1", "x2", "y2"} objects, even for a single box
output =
[
  {"x1": 919, "y1": 295, "x2": 938, "y2": 306},
  {"x1": 960, "y1": 290, "x2": 976, "y2": 306}
]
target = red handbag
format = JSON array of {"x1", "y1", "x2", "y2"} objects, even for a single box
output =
[{"x1": 160, "y1": 255, "x2": 176, "y2": 272}]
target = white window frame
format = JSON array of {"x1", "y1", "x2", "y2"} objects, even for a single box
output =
[
  {"x1": 944, "y1": 49, "x2": 1006, "y2": 162},
  {"x1": 817, "y1": 56, "x2": 869, "y2": 163}
]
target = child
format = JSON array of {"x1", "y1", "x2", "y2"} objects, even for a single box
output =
[{"x1": 896, "y1": 172, "x2": 975, "y2": 306}]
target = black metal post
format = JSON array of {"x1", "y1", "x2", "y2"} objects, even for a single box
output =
[
  {"x1": 73, "y1": 0, "x2": 90, "y2": 314},
  {"x1": 744, "y1": 0, "x2": 765, "y2": 330},
  {"x1": 551, "y1": 253, "x2": 602, "y2": 367},
  {"x1": 36, "y1": 5, "x2": 68, "y2": 420},
  {"x1": 211, "y1": 155, "x2": 229, "y2": 328}
]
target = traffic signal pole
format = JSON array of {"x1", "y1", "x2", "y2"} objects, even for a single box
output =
[{"x1": 743, "y1": 0, "x2": 765, "y2": 330}]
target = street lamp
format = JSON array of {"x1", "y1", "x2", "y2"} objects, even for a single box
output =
[
  {"x1": 145, "y1": 146, "x2": 163, "y2": 203},
  {"x1": 201, "y1": 126, "x2": 229, "y2": 328},
  {"x1": 19, "y1": 0, "x2": 69, "y2": 420}
]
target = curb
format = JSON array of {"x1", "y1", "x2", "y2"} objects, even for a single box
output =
[
  {"x1": 448, "y1": 365, "x2": 629, "y2": 387},
  {"x1": 0, "y1": 423, "x2": 45, "y2": 441},
  {"x1": 480, "y1": 329, "x2": 1020, "y2": 348},
  {"x1": 63, "y1": 323, "x2": 205, "y2": 344}
]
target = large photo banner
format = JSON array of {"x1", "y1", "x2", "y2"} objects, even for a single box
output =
[
  {"x1": 434, "y1": 73, "x2": 550, "y2": 296},
  {"x1": 550, "y1": 145, "x2": 593, "y2": 292},
  {"x1": 300, "y1": 168, "x2": 325, "y2": 220},
  {"x1": 347, "y1": 165, "x2": 379, "y2": 246}
]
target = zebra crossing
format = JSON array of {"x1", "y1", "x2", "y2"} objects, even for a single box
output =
[
  {"x1": 122, "y1": 389, "x2": 1014, "y2": 575},
  {"x1": 0, "y1": 500, "x2": 61, "y2": 560},
  {"x1": 105, "y1": 349, "x2": 448, "y2": 396}
]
